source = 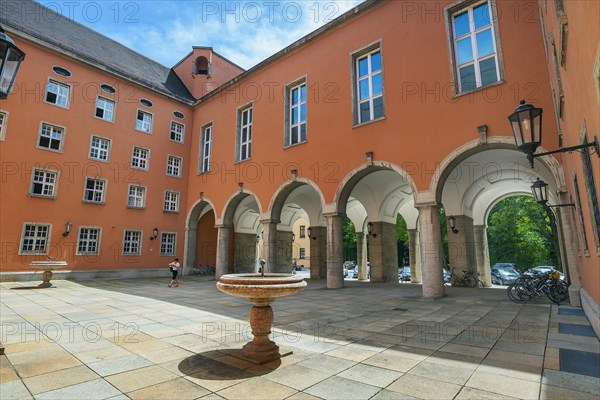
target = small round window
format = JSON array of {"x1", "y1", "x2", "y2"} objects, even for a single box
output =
[
  {"x1": 140, "y1": 98, "x2": 153, "y2": 107},
  {"x1": 52, "y1": 66, "x2": 72, "y2": 77},
  {"x1": 173, "y1": 111, "x2": 185, "y2": 119},
  {"x1": 100, "y1": 84, "x2": 116, "y2": 94}
]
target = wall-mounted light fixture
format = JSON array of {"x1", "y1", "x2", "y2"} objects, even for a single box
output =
[
  {"x1": 307, "y1": 227, "x2": 317, "y2": 240},
  {"x1": 292, "y1": 233, "x2": 296, "y2": 242},
  {"x1": 367, "y1": 222, "x2": 377, "y2": 238},
  {"x1": 366, "y1": 151, "x2": 374, "y2": 166},
  {"x1": 448, "y1": 216, "x2": 459, "y2": 234},
  {"x1": 509, "y1": 100, "x2": 599, "y2": 167},
  {"x1": 290, "y1": 169, "x2": 298, "y2": 180},
  {"x1": 150, "y1": 227, "x2": 159, "y2": 240},
  {"x1": 531, "y1": 178, "x2": 575, "y2": 208},
  {"x1": 62, "y1": 221, "x2": 72, "y2": 237}
]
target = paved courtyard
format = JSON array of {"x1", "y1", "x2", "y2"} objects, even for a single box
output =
[{"x1": 1, "y1": 275, "x2": 599, "y2": 399}]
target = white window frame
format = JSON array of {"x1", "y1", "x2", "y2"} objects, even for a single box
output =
[
  {"x1": 76, "y1": 226, "x2": 101, "y2": 255},
  {"x1": 127, "y1": 184, "x2": 146, "y2": 209},
  {"x1": 164, "y1": 191, "x2": 180, "y2": 213},
  {"x1": 285, "y1": 78, "x2": 307, "y2": 147},
  {"x1": 447, "y1": 0, "x2": 502, "y2": 95},
  {"x1": 30, "y1": 168, "x2": 59, "y2": 198},
  {"x1": 200, "y1": 124, "x2": 213, "y2": 173},
  {"x1": 83, "y1": 177, "x2": 107, "y2": 204},
  {"x1": 135, "y1": 109, "x2": 153, "y2": 133},
  {"x1": 89, "y1": 135, "x2": 111, "y2": 162},
  {"x1": 167, "y1": 155, "x2": 183, "y2": 177},
  {"x1": 37, "y1": 121, "x2": 66, "y2": 153},
  {"x1": 353, "y1": 46, "x2": 384, "y2": 125},
  {"x1": 45, "y1": 79, "x2": 70, "y2": 108},
  {"x1": 19, "y1": 223, "x2": 51, "y2": 255},
  {"x1": 0, "y1": 110, "x2": 8, "y2": 141},
  {"x1": 131, "y1": 146, "x2": 150, "y2": 170},
  {"x1": 170, "y1": 121, "x2": 185, "y2": 143},
  {"x1": 237, "y1": 104, "x2": 253, "y2": 162},
  {"x1": 95, "y1": 96, "x2": 115, "y2": 122},
  {"x1": 160, "y1": 232, "x2": 177, "y2": 256},
  {"x1": 122, "y1": 230, "x2": 142, "y2": 255}
]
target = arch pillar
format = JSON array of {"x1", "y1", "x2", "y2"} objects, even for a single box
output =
[
  {"x1": 473, "y1": 225, "x2": 492, "y2": 287},
  {"x1": 261, "y1": 220, "x2": 278, "y2": 273},
  {"x1": 357, "y1": 231, "x2": 368, "y2": 280},
  {"x1": 325, "y1": 214, "x2": 344, "y2": 289},
  {"x1": 368, "y1": 221, "x2": 399, "y2": 282},
  {"x1": 215, "y1": 225, "x2": 232, "y2": 279},
  {"x1": 447, "y1": 215, "x2": 476, "y2": 275},
  {"x1": 417, "y1": 204, "x2": 445, "y2": 298},
  {"x1": 556, "y1": 193, "x2": 582, "y2": 306},
  {"x1": 183, "y1": 227, "x2": 197, "y2": 269},
  {"x1": 408, "y1": 229, "x2": 421, "y2": 283},
  {"x1": 309, "y1": 226, "x2": 327, "y2": 279}
]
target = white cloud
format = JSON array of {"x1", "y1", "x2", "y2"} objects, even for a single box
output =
[{"x1": 38, "y1": 0, "x2": 366, "y2": 69}]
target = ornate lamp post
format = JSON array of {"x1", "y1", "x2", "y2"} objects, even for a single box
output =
[
  {"x1": 0, "y1": 26, "x2": 26, "y2": 99},
  {"x1": 508, "y1": 100, "x2": 599, "y2": 167}
]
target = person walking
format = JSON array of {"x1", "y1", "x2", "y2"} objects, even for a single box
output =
[{"x1": 168, "y1": 258, "x2": 181, "y2": 287}]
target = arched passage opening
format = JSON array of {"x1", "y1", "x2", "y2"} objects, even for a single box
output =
[
  {"x1": 269, "y1": 180, "x2": 325, "y2": 277},
  {"x1": 335, "y1": 165, "x2": 417, "y2": 285},
  {"x1": 436, "y1": 143, "x2": 573, "y2": 291},
  {"x1": 184, "y1": 199, "x2": 217, "y2": 270}
]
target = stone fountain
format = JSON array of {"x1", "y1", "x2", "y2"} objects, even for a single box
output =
[
  {"x1": 216, "y1": 271, "x2": 306, "y2": 364},
  {"x1": 29, "y1": 261, "x2": 68, "y2": 288}
]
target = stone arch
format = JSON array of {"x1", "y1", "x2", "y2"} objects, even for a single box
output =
[
  {"x1": 219, "y1": 190, "x2": 263, "y2": 227},
  {"x1": 268, "y1": 178, "x2": 326, "y2": 225},
  {"x1": 429, "y1": 136, "x2": 566, "y2": 204},
  {"x1": 333, "y1": 160, "x2": 418, "y2": 215}
]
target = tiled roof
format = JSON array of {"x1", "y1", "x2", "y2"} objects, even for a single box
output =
[{"x1": 0, "y1": 0, "x2": 194, "y2": 103}]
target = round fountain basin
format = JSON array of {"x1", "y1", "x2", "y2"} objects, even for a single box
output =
[{"x1": 217, "y1": 273, "x2": 306, "y2": 300}]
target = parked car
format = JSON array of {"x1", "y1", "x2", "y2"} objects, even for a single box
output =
[
  {"x1": 443, "y1": 269, "x2": 451, "y2": 283},
  {"x1": 491, "y1": 267, "x2": 521, "y2": 286},
  {"x1": 492, "y1": 263, "x2": 520, "y2": 274},
  {"x1": 399, "y1": 266, "x2": 411, "y2": 282},
  {"x1": 525, "y1": 266, "x2": 565, "y2": 280}
]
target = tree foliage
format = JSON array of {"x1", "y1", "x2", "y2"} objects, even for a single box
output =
[
  {"x1": 487, "y1": 196, "x2": 558, "y2": 271},
  {"x1": 343, "y1": 217, "x2": 357, "y2": 261}
]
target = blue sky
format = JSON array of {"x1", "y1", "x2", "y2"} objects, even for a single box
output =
[{"x1": 38, "y1": 1, "x2": 365, "y2": 69}]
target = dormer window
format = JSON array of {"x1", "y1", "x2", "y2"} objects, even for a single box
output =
[{"x1": 194, "y1": 56, "x2": 211, "y2": 76}]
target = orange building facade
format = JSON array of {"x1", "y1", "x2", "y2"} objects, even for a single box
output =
[{"x1": 1, "y1": 1, "x2": 598, "y2": 333}]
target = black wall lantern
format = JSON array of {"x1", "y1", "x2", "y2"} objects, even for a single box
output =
[
  {"x1": 509, "y1": 100, "x2": 599, "y2": 167},
  {"x1": 62, "y1": 221, "x2": 72, "y2": 237},
  {"x1": 292, "y1": 233, "x2": 296, "y2": 242},
  {"x1": 367, "y1": 222, "x2": 377, "y2": 238},
  {"x1": 150, "y1": 227, "x2": 159, "y2": 240},
  {"x1": 0, "y1": 26, "x2": 26, "y2": 99},
  {"x1": 448, "y1": 216, "x2": 459, "y2": 234},
  {"x1": 307, "y1": 227, "x2": 316, "y2": 240},
  {"x1": 531, "y1": 178, "x2": 574, "y2": 208}
]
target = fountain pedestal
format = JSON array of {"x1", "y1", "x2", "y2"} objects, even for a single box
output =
[
  {"x1": 29, "y1": 261, "x2": 68, "y2": 288},
  {"x1": 217, "y1": 273, "x2": 306, "y2": 364}
]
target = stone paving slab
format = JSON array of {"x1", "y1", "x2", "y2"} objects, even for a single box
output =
[{"x1": 1, "y1": 278, "x2": 600, "y2": 399}]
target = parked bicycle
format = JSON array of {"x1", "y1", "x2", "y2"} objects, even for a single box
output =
[
  {"x1": 445, "y1": 267, "x2": 482, "y2": 287},
  {"x1": 188, "y1": 264, "x2": 216, "y2": 276},
  {"x1": 507, "y1": 271, "x2": 568, "y2": 305}
]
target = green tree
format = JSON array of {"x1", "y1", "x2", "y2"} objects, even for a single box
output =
[
  {"x1": 343, "y1": 217, "x2": 357, "y2": 262},
  {"x1": 396, "y1": 214, "x2": 409, "y2": 265},
  {"x1": 487, "y1": 196, "x2": 558, "y2": 271}
]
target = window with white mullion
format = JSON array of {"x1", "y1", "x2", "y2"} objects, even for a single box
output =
[
  {"x1": 164, "y1": 191, "x2": 179, "y2": 212},
  {"x1": 131, "y1": 147, "x2": 149, "y2": 170},
  {"x1": 90, "y1": 136, "x2": 110, "y2": 161},
  {"x1": 239, "y1": 107, "x2": 252, "y2": 161},
  {"x1": 31, "y1": 169, "x2": 57, "y2": 197},
  {"x1": 77, "y1": 227, "x2": 100, "y2": 255},
  {"x1": 21, "y1": 224, "x2": 50, "y2": 254},
  {"x1": 453, "y1": 1, "x2": 500, "y2": 93},
  {"x1": 127, "y1": 185, "x2": 146, "y2": 208},
  {"x1": 84, "y1": 178, "x2": 105, "y2": 203},
  {"x1": 201, "y1": 125, "x2": 212, "y2": 173},
  {"x1": 289, "y1": 83, "x2": 307, "y2": 145},
  {"x1": 356, "y1": 50, "x2": 383, "y2": 123},
  {"x1": 123, "y1": 230, "x2": 142, "y2": 255}
]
